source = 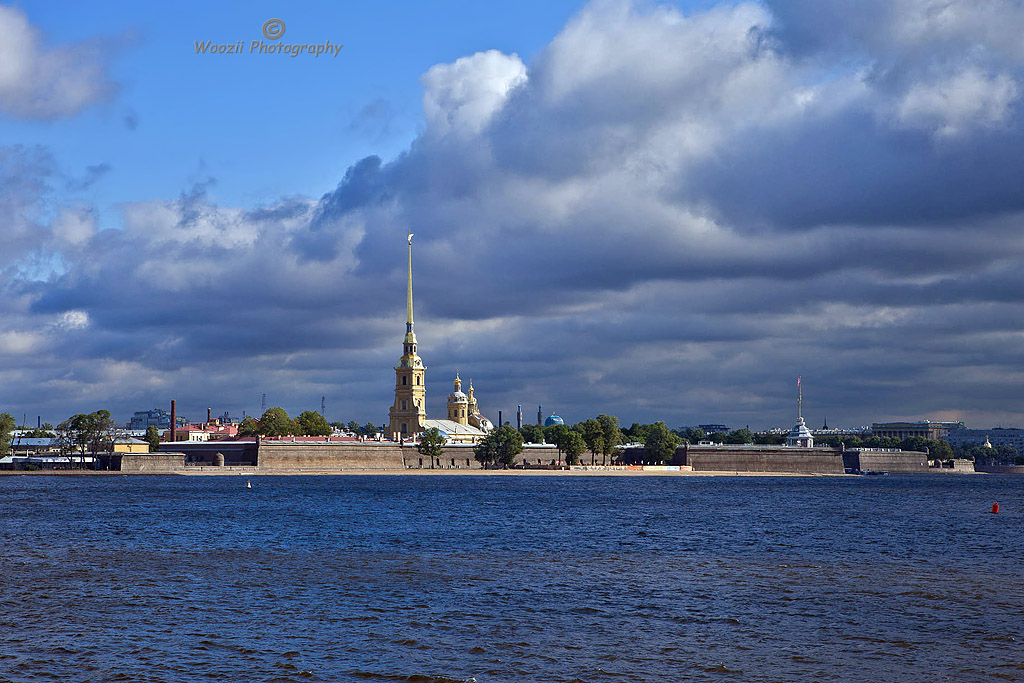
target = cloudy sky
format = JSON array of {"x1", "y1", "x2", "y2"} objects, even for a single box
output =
[{"x1": 3, "y1": 0, "x2": 1024, "y2": 430}]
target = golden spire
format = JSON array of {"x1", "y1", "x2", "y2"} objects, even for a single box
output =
[{"x1": 406, "y1": 232, "x2": 414, "y2": 330}]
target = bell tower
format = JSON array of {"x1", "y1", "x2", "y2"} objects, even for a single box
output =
[{"x1": 388, "y1": 232, "x2": 426, "y2": 439}]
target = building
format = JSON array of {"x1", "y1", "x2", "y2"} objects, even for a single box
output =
[
  {"x1": 945, "y1": 426, "x2": 1024, "y2": 456},
  {"x1": 698, "y1": 424, "x2": 730, "y2": 434},
  {"x1": 388, "y1": 233, "x2": 427, "y2": 440},
  {"x1": 386, "y1": 233, "x2": 493, "y2": 443},
  {"x1": 130, "y1": 409, "x2": 187, "y2": 430},
  {"x1": 785, "y1": 379, "x2": 813, "y2": 448},
  {"x1": 871, "y1": 421, "x2": 964, "y2": 440},
  {"x1": 112, "y1": 438, "x2": 150, "y2": 454}
]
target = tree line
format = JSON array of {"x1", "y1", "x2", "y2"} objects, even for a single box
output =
[{"x1": 234, "y1": 407, "x2": 379, "y2": 439}]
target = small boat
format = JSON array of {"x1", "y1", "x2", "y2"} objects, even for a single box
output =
[{"x1": 246, "y1": 480, "x2": 252, "y2": 489}]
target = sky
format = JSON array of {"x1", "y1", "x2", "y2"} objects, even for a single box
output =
[{"x1": 3, "y1": 0, "x2": 1024, "y2": 431}]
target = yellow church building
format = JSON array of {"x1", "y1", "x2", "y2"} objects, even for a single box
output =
[{"x1": 388, "y1": 233, "x2": 492, "y2": 444}]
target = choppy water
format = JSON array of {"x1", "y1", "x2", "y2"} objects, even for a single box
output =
[{"x1": 1, "y1": 474, "x2": 1022, "y2": 682}]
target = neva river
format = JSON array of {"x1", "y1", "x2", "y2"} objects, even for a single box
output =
[{"x1": 1, "y1": 474, "x2": 1022, "y2": 682}]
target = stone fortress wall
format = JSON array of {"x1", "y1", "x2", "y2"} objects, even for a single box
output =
[{"x1": 136, "y1": 440, "x2": 933, "y2": 475}]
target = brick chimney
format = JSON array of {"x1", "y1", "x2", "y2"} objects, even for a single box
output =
[{"x1": 170, "y1": 400, "x2": 177, "y2": 442}]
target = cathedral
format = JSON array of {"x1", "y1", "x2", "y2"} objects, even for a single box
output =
[{"x1": 387, "y1": 234, "x2": 493, "y2": 444}]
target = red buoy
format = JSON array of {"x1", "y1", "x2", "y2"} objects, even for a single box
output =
[{"x1": 991, "y1": 502, "x2": 999, "y2": 514}]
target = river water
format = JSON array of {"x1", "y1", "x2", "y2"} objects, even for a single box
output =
[{"x1": 1, "y1": 474, "x2": 1022, "y2": 682}]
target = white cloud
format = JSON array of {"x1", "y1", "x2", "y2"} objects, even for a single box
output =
[
  {"x1": 421, "y1": 49, "x2": 527, "y2": 136},
  {"x1": 50, "y1": 205, "x2": 97, "y2": 245},
  {"x1": 896, "y1": 67, "x2": 1018, "y2": 136},
  {"x1": 0, "y1": 5, "x2": 117, "y2": 119}
]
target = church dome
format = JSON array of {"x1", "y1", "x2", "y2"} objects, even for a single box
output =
[
  {"x1": 544, "y1": 415, "x2": 564, "y2": 426},
  {"x1": 448, "y1": 391, "x2": 468, "y2": 402}
]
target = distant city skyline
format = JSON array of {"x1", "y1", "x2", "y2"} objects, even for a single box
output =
[{"x1": 3, "y1": 1, "x2": 1024, "y2": 429}]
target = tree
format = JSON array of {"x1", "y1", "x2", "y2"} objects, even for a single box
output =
[
  {"x1": 681, "y1": 426, "x2": 705, "y2": 444},
  {"x1": 494, "y1": 425, "x2": 525, "y2": 468},
  {"x1": 519, "y1": 423, "x2": 545, "y2": 444},
  {"x1": 0, "y1": 412, "x2": 14, "y2": 458},
  {"x1": 644, "y1": 421, "x2": 682, "y2": 464},
  {"x1": 258, "y1": 407, "x2": 295, "y2": 437},
  {"x1": 474, "y1": 435, "x2": 497, "y2": 468},
  {"x1": 346, "y1": 420, "x2": 361, "y2": 434},
  {"x1": 562, "y1": 430, "x2": 586, "y2": 466},
  {"x1": 725, "y1": 428, "x2": 754, "y2": 445},
  {"x1": 596, "y1": 414, "x2": 622, "y2": 465},
  {"x1": 624, "y1": 422, "x2": 651, "y2": 444},
  {"x1": 417, "y1": 427, "x2": 446, "y2": 462},
  {"x1": 145, "y1": 425, "x2": 160, "y2": 452},
  {"x1": 476, "y1": 424, "x2": 524, "y2": 468},
  {"x1": 295, "y1": 410, "x2": 331, "y2": 436},
  {"x1": 238, "y1": 416, "x2": 259, "y2": 436},
  {"x1": 578, "y1": 419, "x2": 605, "y2": 465},
  {"x1": 362, "y1": 422, "x2": 379, "y2": 438}
]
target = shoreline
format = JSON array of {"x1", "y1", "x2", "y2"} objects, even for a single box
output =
[{"x1": 0, "y1": 468, "x2": 942, "y2": 477}]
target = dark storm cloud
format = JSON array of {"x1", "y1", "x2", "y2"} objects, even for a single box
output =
[{"x1": 5, "y1": 0, "x2": 1024, "y2": 428}]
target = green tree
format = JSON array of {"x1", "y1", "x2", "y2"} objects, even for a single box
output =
[
  {"x1": 708, "y1": 431, "x2": 728, "y2": 443},
  {"x1": 596, "y1": 414, "x2": 622, "y2": 465},
  {"x1": 417, "y1": 427, "x2": 446, "y2": 462},
  {"x1": 0, "y1": 412, "x2": 15, "y2": 458},
  {"x1": 346, "y1": 420, "x2": 361, "y2": 434},
  {"x1": 362, "y1": 422, "x2": 379, "y2": 438},
  {"x1": 644, "y1": 421, "x2": 682, "y2": 464},
  {"x1": 753, "y1": 433, "x2": 786, "y2": 445},
  {"x1": 519, "y1": 423, "x2": 545, "y2": 444},
  {"x1": 145, "y1": 425, "x2": 160, "y2": 452},
  {"x1": 578, "y1": 419, "x2": 605, "y2": 465},
  {"x1": 725, "y1": 428, "x2": 754, "y2": 444},
  {"x1": 295, "y1": 410, "x2": 331, "y2": 436},
  {"x1": 238, "y1": 416, "x2": 259, "y2": 436},
  {"x1": 475, "y1": 424, "x2": 524, "y2": 468},
  {"x1": 56, "y1": 410, "x2": 114, "y2": 467},
  {"x1": 258, "y1": 407, "x2": 295, "y2": 437},
  {"x1": 562, "y1": 430, "x2": 586, "y2": 466},
  {"x1": 474, "y1": 436, "x2": 497, "y2": 468},
  {"x1": 681, "y1": 426, "x2": 706, "y2": 444},
  {"x1": 543, "y1": 424, "x2": 571, "y2": 460}
]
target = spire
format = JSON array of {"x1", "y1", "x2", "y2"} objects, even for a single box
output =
[
  {"x1": 406, "y1": 232, "x2": 415, "y2": 333},
  {"x1": 794, "y1": 376, "x2": 802, "y2": 419},
  {"x1": 454, "y1": 372, "x2": 461, "y2": 392}
]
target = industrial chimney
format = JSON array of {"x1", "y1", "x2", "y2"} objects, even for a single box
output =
[{"x1": 170, "y1": 400, "x2": 177, "y2": 442}]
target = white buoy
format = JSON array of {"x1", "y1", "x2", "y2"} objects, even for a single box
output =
[{"x1": 246, "y1": 480, "x2": 252, "y2": 489}]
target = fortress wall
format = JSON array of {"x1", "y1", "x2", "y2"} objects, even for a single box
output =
[
  {"x1": 682, "y1": 446, "x2": 846, "y2": 474},
  {"x1": 120, "y1": 453, "x2": 186, "y2": 472},
  {"x1": 257, "y1": 442, "x2": 406, "y2": 470},
  {"x1": 843, "y1": 450, "x2": 930, "y2": 473}
]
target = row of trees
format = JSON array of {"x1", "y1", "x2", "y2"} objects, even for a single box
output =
[
  {"x1": 231, "y1": 408, "x2": 380, "y2": 439},
  {"x1": 236, "y1": 407, "x2": 334, "y2": 437}
]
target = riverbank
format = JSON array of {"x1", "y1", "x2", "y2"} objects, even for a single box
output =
[{"x1": 1, "y1": 468, "x2": 891, "y2": 477}]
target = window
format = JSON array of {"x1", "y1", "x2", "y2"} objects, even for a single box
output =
[
  {"x1": 402, "y1": 376, "x2": 407, "y2": 385},
  {"x1": 416, "y1": 376, "x2": 421, "y2": 385},
  {"x1": 401, "y1": 423, "x2": 407, "y2": 433}
]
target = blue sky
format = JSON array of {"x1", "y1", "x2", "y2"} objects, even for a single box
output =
[
  {"x1": 4, "y1": 0, "x2": 1024, "y2": 430},
  {"x1": 4, "y1": 1, "x2": 593, "y2": 224}
]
